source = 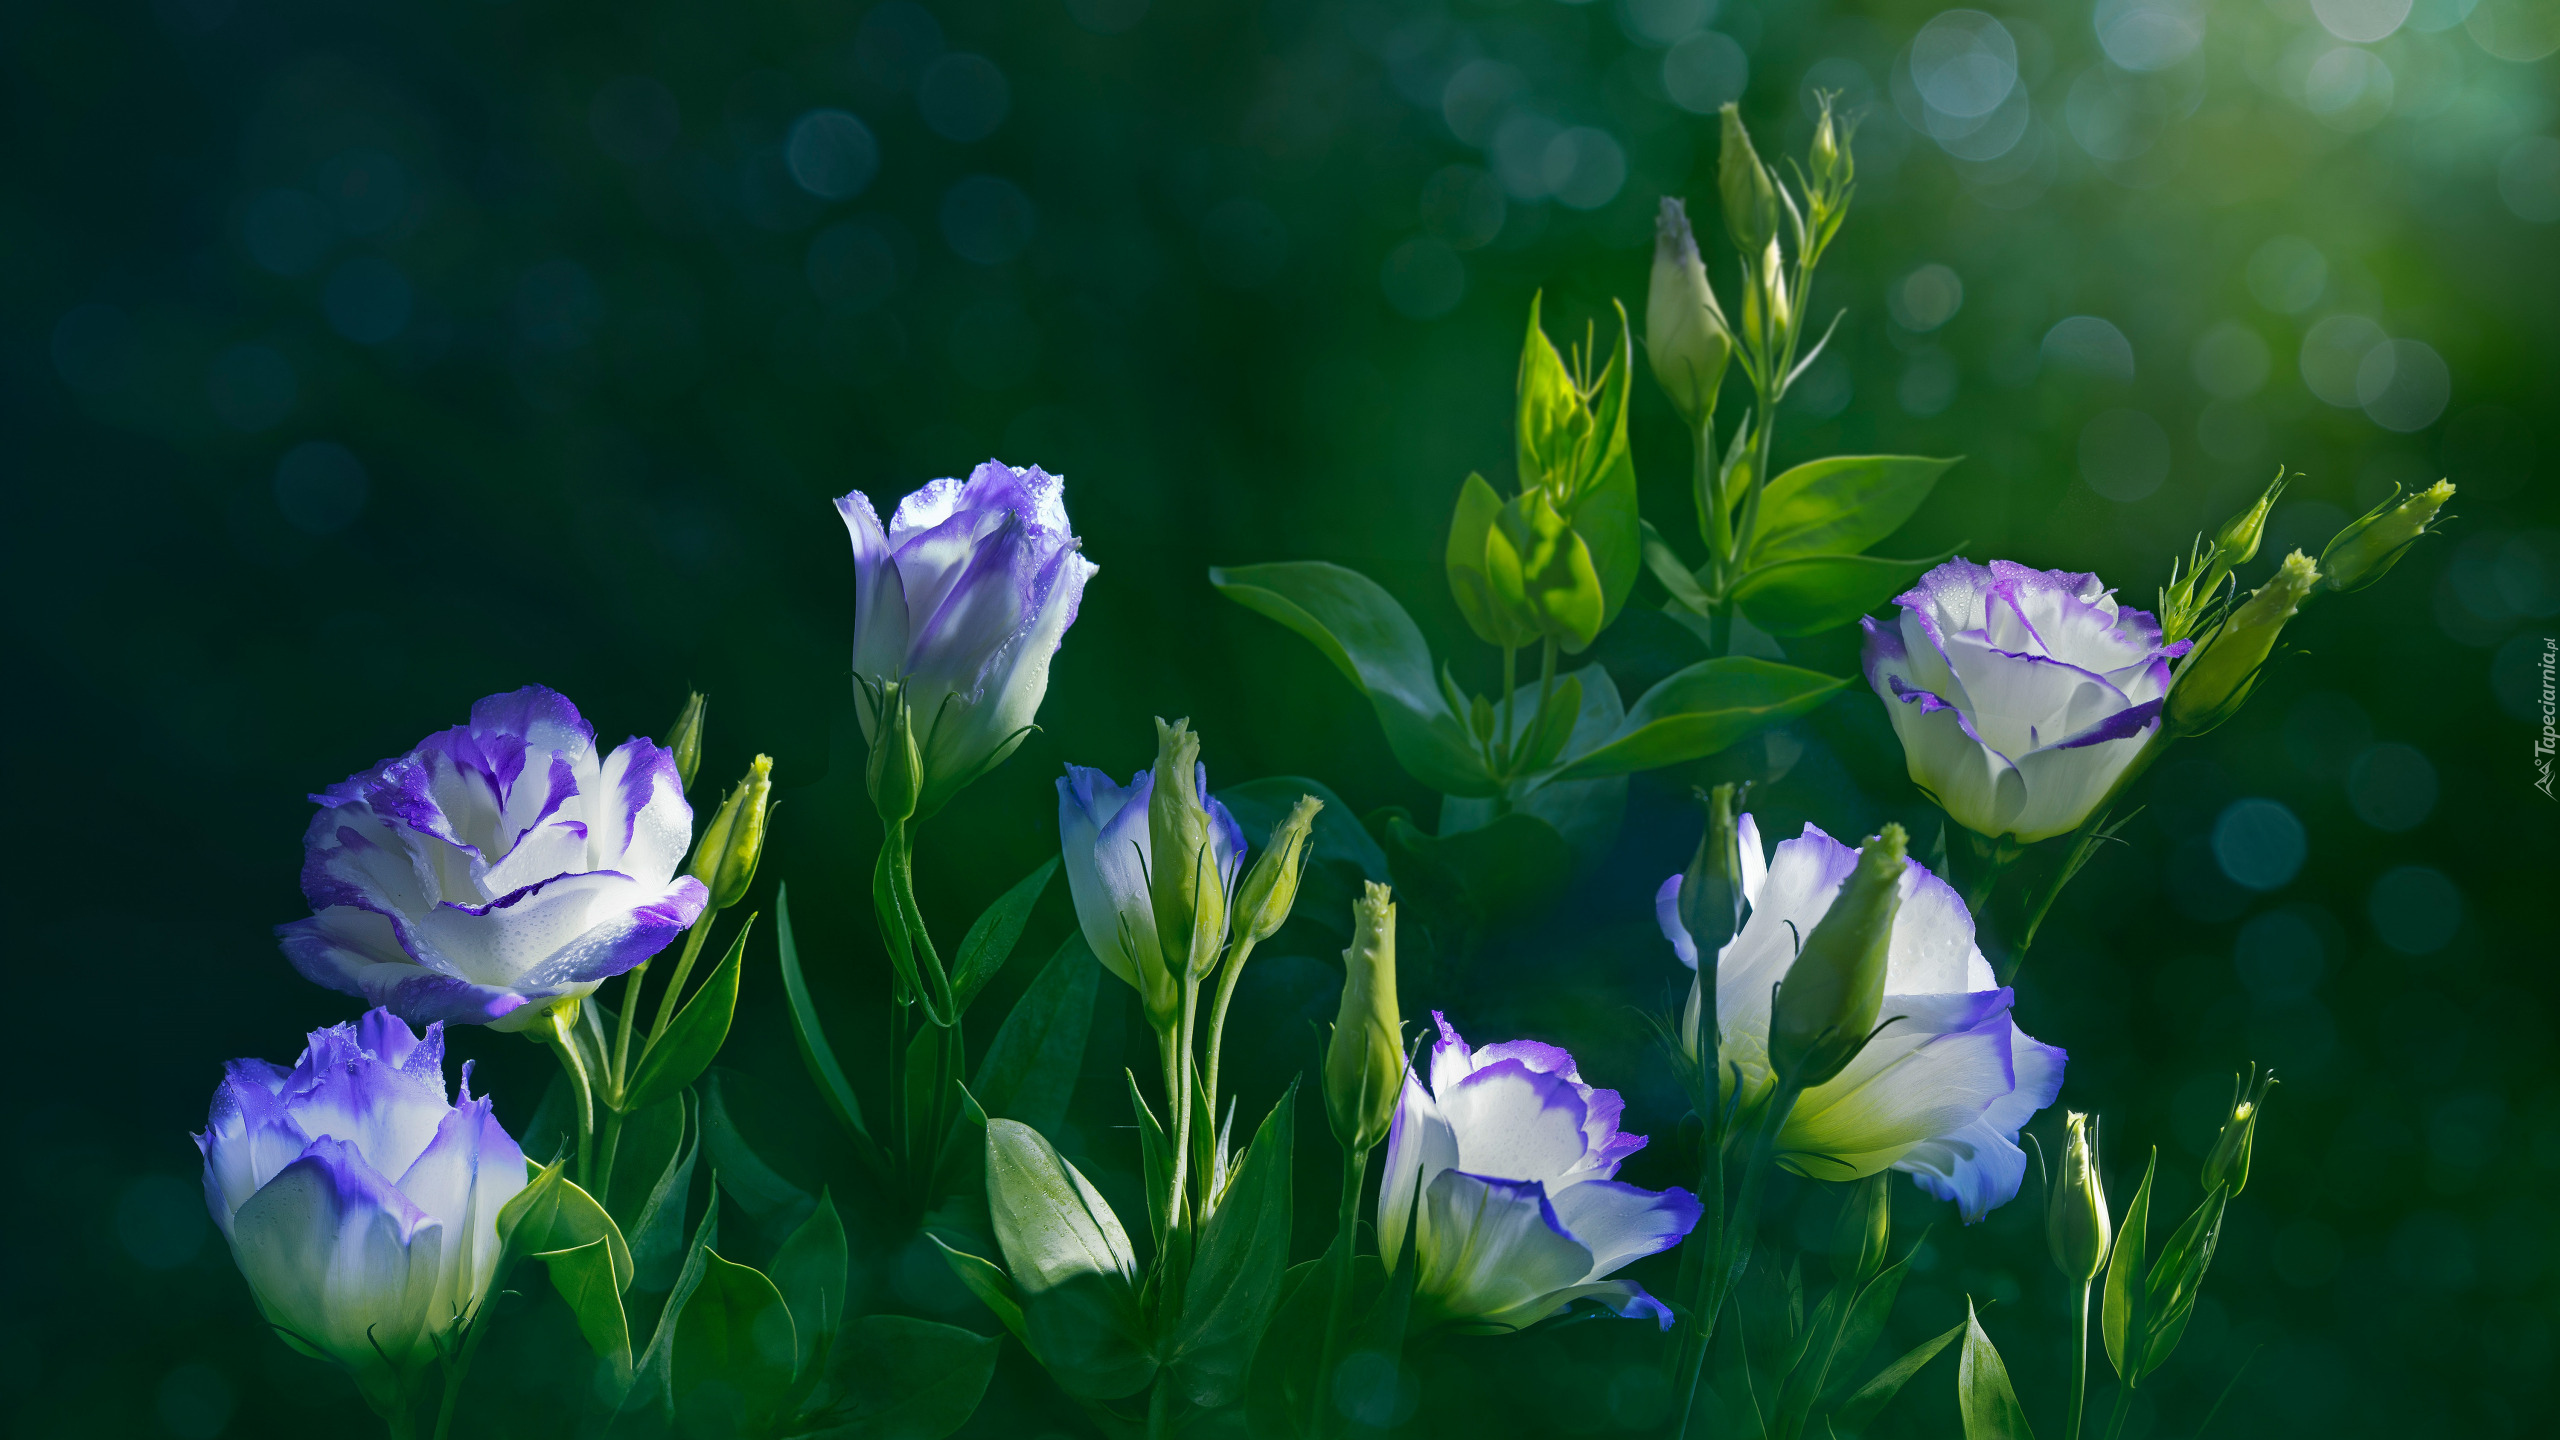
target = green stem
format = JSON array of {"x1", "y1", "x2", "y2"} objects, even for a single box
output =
[
  {"x1": 2101, "y1": 1378, "x2": 2135, "y2": 1440},
  {"x1": 545, "y1": 1009, "x2": 596, "y2": 1190},
  {"x1": 386, "y1": 1404, "x2": 417, "y2": 1440},
  {"x1": 641, "y1": 920, "x2": 716, "y2": 1058},
  {"x1": 1698, "y1": 417, "x2": 1731, "y2": 592},
  {"x1": 2065, "y1": 1279, "x2": 2093, "y2": 1440},
  {"x1": 611, "y1": 961, "x2": 648, "y2": 1095},
  {"x1": 890, "y1": 827, "x2": 955, "y2": 1024},
  {"x1": 1496, "y1": 645, "x2": 1518, "y2": 773},
  {"x1": 431, "y1": 1298, "x2": 497, "y2": 1440},
  {"x1": 1201, "y1": 936, "x2": 1258, "y2": 1145},
  {"x1": 1674, "y1": 1078, "x2": 1803, "y2": 1440},
  {"x1": 1533, "y1": 638, "x2": 1558, "y2": 745},
  {"x1": 1314, "y1": 1144, "x2": 1370, "y2": 1440},
  {"x1": 1170, "y1": 972, "x2": 1202, "y2": 1228}
]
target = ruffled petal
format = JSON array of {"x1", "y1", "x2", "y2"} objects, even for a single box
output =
[
  {"x1": 1548, "y1": 1178, "x2": 1702, "y2": 1279},
  {"x1": 836, "y1": 489, "x2": 914, "y2": 702},
  {"x1": 227, "y1": 1138, "x2": 443, "y2": 1386},
  {"x1": 1415, "y1": 1172, "x2": 1593, "y2": 1330},
  {"x1": 589, "y1": 737, "x2": 694, "y2": 885},
  {"x1": 1438, "y1": 1060, "x2": 1593, "y2": 1186},
  {"x1": 1377, "y1": 1069, "x2": 1455, "y2": 1265}
]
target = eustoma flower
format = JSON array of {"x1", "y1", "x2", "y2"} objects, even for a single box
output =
[
  {"x1": 1861, "y1": 559, "x2": 2186, "y2": 843},
  {"x1": 196, "y1": 1010, "x2": 527, "y2": 1411},
  {"x1": 278, "y1": 687, "x2": 708, "y2": 1030},
  {"x1": 839, "y1": 460, "x2": 1098, "y2": 817},
  {"x1": 1658, "y1": 819, "x2": 2064, "y2": 1221},
  {"x1": 1379, "y1": 1015, "x2": 1701, "y2": 1330},
  {"x1": 1056, "y1": 752, "x2": 1246, "y2": 1023}
]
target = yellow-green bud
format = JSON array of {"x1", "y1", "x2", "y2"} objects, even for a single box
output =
[
  {"x1": 1680, "y1": 784, "x2": 1747, "y2": 960},
  {"x1": 2166, "y1": 550, "x2": 2320, "y2": 734},
  {"x1": 691, "y1": 754, "x2": 773, "y2": 911},
  {"x1": 1718, "y1": 103, "x2": 1779, "y2": 258},
  {"x1": 2047, "y1": 1111, "x2": 2111, "y2": 1284},
  {"x1": 1147, "y1": 717, "x2": 1226, "y2": 978},
  {"x1": 866, "y1": 684, "x2": 923, "y2": 825},
  {"x1": 2202, "y1": 1065, "x2": 2276, "y2": 1197},
  {"x1": 1809, "y1": 93, "x2": 1852, "y2": 193},
  {"x1": 2212, "y1": 472, "x2": 2287, "y2": 574},
  {"x1": 1447, "y1": 472, "x2": 1543, "y2": 650},
  {"x1": 1234, "y1": 794, "x2": 1322, "y2": 947},
  {"x1": 1768, "y1": 825, "x2": 1905, "y2": 1090},
  {"x1": 1831, "y1": 1172, "x2": 1891, "y2": 1284},
  {"x1": 2321, "y1": 479, "x2": 2455, "y2": 594},
  {"x1": 1325, "y1": 882, "x2": 1404, "y2": 1154},
  {"x1": 1647, "y1": 198, "x2": 1733, "y2": 429},
  {"x1": 666, "y1": 691, "x2": 707, "y2": 795},
  {"x1": 1485, "y1": 488, "x2": 1606, "y2": 653}
]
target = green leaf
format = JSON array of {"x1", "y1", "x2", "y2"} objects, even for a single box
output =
[
  {"x1": 776, "y1": 884, "x2": 872, "y2": 1147},
  {"x1": 771, "y1": 1190, "x2": 848, "y2": 1380},
  {"x1": 949, "y1": 856, "x2": 1059, "y2": 1014},
  {"x1": 1547, "y1": 657, "x2": 1849, "y2": 783},
  {"x1": 984, "y1": 1118, "x2": 1153, "y2": 1399},
  {"x1": 1773, "y1": 1280, "x2": 1855, "y2": 1433},
  {"x1": 626, "y1": 1179, "x2": 720, "y2": 1418},
  {"x1": 626, "y1": 1093, "x2": 699, "y2": 1293},
  {"x1": 1830, "y1": 1317, "x2": 1964, "y2": 1435},
  {"x1": 497, "y1": 1160, "x2": 634, "y2": 1293},
  {"x1": 521, "y1": 1069, "x2": 573, "y2": 1167},
  {"x1": 1820, "y1": 1242, "x2": 1924, "y2": 1410},
  {"x1": 1217, "y1": 776, "x2": 1388, "y2": 882},
  {"x1": 674, "y1": 1252, "x2": 798, "y2": 1424},
  {"x1": 603, "y1": 1096, "x2": 684, "y2": 1238},
  {"x1": 1956, "y1": 1300, "x2": 2035, "y2": 1440},
  {"x1": 1382, "y1": 810, "x2": 1574, "y2": 933},
  {"x1": 970, "y1": 932, "x2": 1099, "y2": 1138},
  {"x1": 928, "y1": 1236, "x2": 1027, "y2": 1345},
  {"x1": 1167, "y1": 1080, "x2": 1298, "y2": 1408},
  {"x1": 701, "y1": 1070, "x2": 815, "y2": 1234},
  {"x1": 1642, "y1": 520, "x2": 1714, "y2": 615},
  {"x1": 1731, "y1": 551, "x2": 1957, "y2": 638},
  {"x1": 1126, "y1": 1071, "x2": 1174, "y2": 1266},
  {"x1": 2101, "y1": 1149, "x2": 2158, "y2": 1382},
  {"x1": 1747, "y1": 455, "x2": 1960, "y2": 567},
  {"x1": 627, "y1": 913, "x2": 756, "y2": 1112},
  {"x1": 814, "y1": 1315, "x2": 1001, "y2": 1440},
  {"x1": 2140, "y1": 1184, "x2": 2230, "y2": 1380},
  {"x1": 1448, "y1": 471, "x2": 1539, "y2": 649},
  {"x1": 533, "y1": 1237, "x2": 632, "y2": 1385},
  {"x1": 1208, "y1": 561, "x2": 1496, "y2": 797}
]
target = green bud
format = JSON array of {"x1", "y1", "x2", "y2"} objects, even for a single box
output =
[
  {"x1": 1831, "y1": 1172, "x2": 1892, "y2": 1285},
  {"x1": 1147, "y1": 717, "x2": 1227, "y2": 979},
  {"x1": 1646, "y1": 198, "x2": 1733, "y2": 428},
  {"x1": 1447, "y1": 472, "x2": 1543, "y2": 649},
  {"x1": 1809, "y1": 93, "x2": 1852, "y2": 193},
  {"x1": 866, "y1": 683, "x2": 923, "y2": 825},
  {"x1": 666, "y1": 692, "x2": 707, "y2": 795},
  {"x1": 690, "y1": 754, "x2": 774, "y2": 911},
  {"x1": 2166, "y1": 550, "x2": 2320, "y2": 734},
  {"x1": 2320, "y1": 479, "x2": 2455, "y2": 594},
  {"x1": 2047, "y1": 1111, "x2": 2111, "y2": 1284},
  {"x1": 2212, "y1": 471, "x2": 2288, "y2": 573},
  {"x1": 2202, "y1": 1065, "x2": 2276, "y2": 1197},
  {"x1": 1485, "y1": 489, "x2": 1606, "y2": 653},
  {"x1": 1325, "y1": 882, "x2": 1404, "y2": 1154},
  {"x1": 1679, "y1": 784, "x2": 1747, "y2": 961},
  {"x1": 1768, "y1": 825, "x2": 1905, "y2": 1090},
  {"x1": 1717, "y1": 103, "x2": 1779, "y2": 258},
  {"x1": 1234, "y1": 794, "x2": 1322, "y2": 947}
]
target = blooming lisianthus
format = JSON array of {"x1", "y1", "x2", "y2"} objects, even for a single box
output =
[
  {"x1": 278, "y1": 686, "x2": 707, "y2": 1030},
  {"x1": 197, "y1": 1010, "x2": 527, "y2": 1410},
  {"x1": 1659, "y1": 818, "x2": 2065, "y2": 1221},
  {"x1": 1861, "y1": 559, "x2": 2186, "y2": 843},
  {"x1": 1379, "y1": 1014, "x2": 1701, "y2": 1330},
  {"x1": 1056, "y1": 761, "x2": 1245, "y2": 998}
]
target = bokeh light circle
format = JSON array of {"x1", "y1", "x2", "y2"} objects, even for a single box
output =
[
  {"x1": 2368, "y1": 866, "x2": 2462, "y2": 953},
  {"x1": 2347, "y1": 742, "x2": 2439, "y2": 830},
  {"x1": 788, "y1": 110, "x2": 881, "y2": 201},
  {"x1": 2079, "y1": 408, "x2": 2171, "y2": 502},
  {"x1": 2355, "y1": 339, "x2": 2451, "y2": 432},
  {"x1": 2213, "y1": 798, "x2": 2308, "y2": 890}
]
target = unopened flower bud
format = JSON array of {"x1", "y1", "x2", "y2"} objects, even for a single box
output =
[
  {"x1": 666, "y1": 691, "x2": 707, "y2": 795},
  {"x1": 1486, "y1": 488, "x2": 1607, "y2": 653},
  {"x1": 866, "y1": 683, "x2": 923, "y2": 825},
  {"x1": 1325, "y1": 882, "x2": 1404, "y2": 1154},
  {"x1": 691, "y1": 754, "x2": 774, "y2": 911},
  {"x1": 1718, "y1": 103, "x2": 1780, "y2": 258},
  {"x1": 1234, "y1": 794, "x2": 1322, "y2": 947},
  {"x1": 2202, "y1": 1065, "x2": 2276, "y2": 1197},
  {"x1": 1647, "y1": 198, "x2": 1733, "y2": 428},
  {"x1": 1447, "y1": 472, "x2": 1544, "y2": 650},
  {"x1": 2321, "y1": 479, "x2": 2455, "y2": 594},
  {"x1": 1768, "y1": 825, "x2": 1905, "y2": 1090},
  {"x1": 2047, "y1": 1111, "x2": 2111, "y2": 1284},
  {"x1": 1810, "y1": 94, "x2": 1852, "y2": 193},
  {"x1": 1831, "y1": 1172, "x2": 1891, "y2": 1284},
  {"x1": 2167, "y1": 550, "x2": 2320, "y2": 734},
  {"x1": 2212, "y1": 472, "x2": 2288, "y2": 574},
  {"x1": 1148, "y1": 718, "x2": 1228, "y2": 977},
  {"x1": 1680, "y1": 785, "x2": 1748, "y2": 958}
]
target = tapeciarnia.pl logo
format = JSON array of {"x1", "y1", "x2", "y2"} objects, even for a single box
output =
[{"x1": 2537, "y1": 636, "x2": 2556, "y2": 800}]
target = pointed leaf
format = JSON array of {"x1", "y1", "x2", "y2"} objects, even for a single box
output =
[
  {"x1": 970, "y1": 932, "x2": 1099, "y2": 1136},
  {"x1": 2141, "y1": 1185, "x2": 2229, "y2": 1380},
  {"x1": 626, "y1": 1179, "x2": 720, "y2": 1418},
  {"x1": 1127, "y1": 1071, "x2": 1174, "y2": 1266},
  {"x1": 776, "y1": 884, "x2": 872, "y2": 1146},
  {"x1": 1448, "y1": 471, "x2": 1539, "y2": 648},
  {"x1": 1168, "y1": 1081, "x2": 1299, "y2": 1407},
  {"x1": 627, "y1": 914, "x2": 756, "y2": 1112},
  {"x1": 771, "y1": 1190, "x2": 848, "y2": 1379},
  {"x1": 702, "y1": 1070, "x2": 815, "y2": 1233},
  {"x1": 2101, "y1": 1149, "x2": 2158, "y2": 1382},
  {"x1": 1732, "y1": 550, "x2": 1960, "y2": 638},
  {"x1": 1547, "y1": 658, "x2": 1848, "y2": 783},
  {"x1": 626, "y1": 1093, "x2": 700, "y2": 1293},
  {"x1": 984, "y1": 1118, "x2": 1153, "y2": 1399},
  {"x1": 533, "y1": 1237, "x2": 632, "y2": 1385},
  {"x1": 1821, "y1": 1243, "x2": 1923, "y2": 1408},
  {"x1": 603, "y1": 1096, "x2": 685, "y2": 1238},
  {"x1": 929, "y1": 1235, "x2": 1028, "y2": 1345},
  {"x1": 1830, "y1": 1318, "x2": 1964, "y2": 1435},
  {"x1": 950, "y1": 856, "x2": 1059, "y2": 1014},
  {"x1": 814, "y1": 1315, "x2": 1000, "y2": 1440},
  {"x1": 1747, "y1": 456, "x2": 1961, "y2": 567},
  {"x1": 1642, "y1": 520, "x2": 1714, "y2": 615},
  {"x1": 497, "y1": 1160, "x2": 634, "y2": 1292},
  {"x1": 1957, "y1": 1301, "x2": 2035, "y2": 1440},
  {"x1": 1209, "y1": 561, "x2": 1496, "y2": 797},
  {"x1": 674, "y1": 1252, "x2": 797, "y2": 1424}
]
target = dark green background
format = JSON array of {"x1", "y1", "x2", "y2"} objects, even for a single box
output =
[{"x1": 5, "y1": 0, "x2": 2552, "y2": 1435}]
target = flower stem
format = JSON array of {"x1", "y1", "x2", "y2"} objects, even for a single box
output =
[
  {"x1": 1313, "y1": 1143, "x2": 1370, "y2": 1440},
  {"x1": 1200, "y1": 936, "x2": 1258, "y2": 1150},
  {"x1": 1673, "y1": 1077, "x2": 1802, "y2": 1440},
  {"x1": 1698, "y1": 417, "x2": 1731, "y2": 596},
  {"x1": 640, "y1": 919, "x2": 715, "y2": 1061},
  {"x1": 545, "y1": 1008, "x2": 596, "y2": 1190},
  {"x1": 2066, "y1": 1279, "x2": 2093, "y2": 1440},
  {"x1": 2101, "y1": 1378, "x2": 2135, "y2": 1440},
  {"x1": 1170, "y1": 972, "x2": 1202, "y2": 1229},
  {"x1": 1496, "y1": 645, "x2": 1518, "y2": 773}
]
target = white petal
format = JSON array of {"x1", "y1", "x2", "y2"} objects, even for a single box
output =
[
  {"x1": 1879, "y1": 693, "x2": 2022, "y2": 840},
  {"x1": 1377, "y1": 1070, "x2": 1454, "y2": 1264},
  {"x1": 2006, "y1": 729, "x2": 2153, "y2": 843},
  {"x1": 1439, "y1": 1063, "x2": 1593, "y2": 1186},
  {"x1": 1415, "y1": 1171, "x2": 1593, "y2": 1330},
  {"x1": 1548, "y1": 1179, "x2": 1700, "y2": 1280}
]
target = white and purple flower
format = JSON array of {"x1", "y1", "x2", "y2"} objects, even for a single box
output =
[
  {"x1": 197, "y1": 1010, "x2": 527, "y2": 1410},
  {"x1": 1861, "y1": 559, "x2": 2186, "y2": 843},
  {"x1": 278, "y1": 686, "x2": 708, "y2": 1031},
  {"x1": 1379, "y1": 1015, "x2": 1701, "y2": 1331},
  {"x1": 1057, "y1": 762, "x2": 1246, "y2": 998},
  {"x1": 840, "y1": 461, "x2": 1099, "y2": 817},
  {"x1": 1658, "y1": 819, "x2": 2065, "y2": 1222}
]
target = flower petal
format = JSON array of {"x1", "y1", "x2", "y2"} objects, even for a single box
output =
[
  {"x1": 1414, "y1": 1171, "x2": 1593, "y2": 1330},
  {"x1": 1548, "y1": 1178, "x2": 1702, "y2": 1279}
]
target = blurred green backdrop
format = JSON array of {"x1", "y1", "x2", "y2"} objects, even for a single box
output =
[{"x1": 5, "y1": 0, "x2": 2554, "y2": 1435}]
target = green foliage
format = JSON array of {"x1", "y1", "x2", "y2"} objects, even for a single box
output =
[
  {"x1": 983, "y1": 1119, "x2": 1153, "y2": 1399},
  {"x1": 1745, "y1": 456, "x2": 1961, "y2": 567},
  {"x1": 1163, "y1": 1083, "x2": 1297, "y2": 1407},
  {"x1": 533, "y1": 1238, "x2": 632, "y2": 1386},
  {"x1": 1548, "y1": 658, "x2": 1849, "y2": 782},
  {"x1": 673, "y1": 1253, "x2": 798, "y2": 1428},
  {"x1": 949, "y1": 857, "x2": 1058, "y2": 1014},
  {"x1": 807, "y1": 1316, "x2": 1001, "y2": 1440},
  {"x1": 627, "y1": 914, "x2": 756, "y2": 1112},
  {"x1": 769, "y1": 1191, "x2": 847, "y2": 1380},
  {"x1": 774, "y1": 886, "x2": 876, "y2": 1155},
  {"x1": 1956, "y1": 1301, "x2": 2035, "y2": 1440},
  {"x1": 2101, "y1": 1149, "x2": 2157, "y2": 1383}
]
